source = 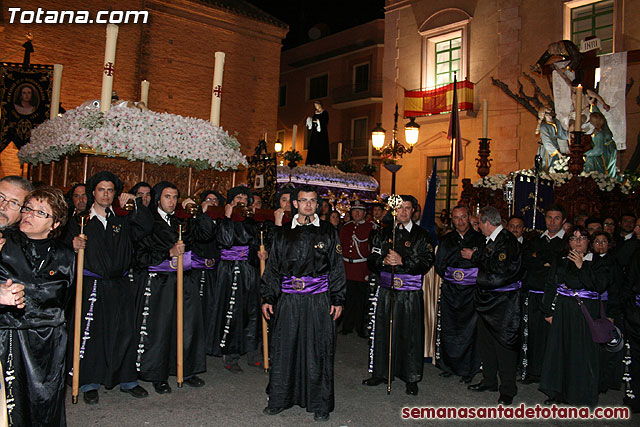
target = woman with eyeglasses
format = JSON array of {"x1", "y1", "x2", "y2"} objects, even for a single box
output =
[
  {"x1": 0, "y1": 186, "x2": 74, "y2": 426},
  {"x1": 539, "y1": 225, "x2": 610, "y2": 407}
]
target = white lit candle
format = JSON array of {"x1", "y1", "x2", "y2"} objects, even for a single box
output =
[
  {"x1": 482, "y1": 99, "x2": 488, "y2": 138},
  {"x1": 292, "y1": 124, "x2": 297, "y2": 151},
  {"x1": 368, "y1": 139, "x2": 372, "y2": 165},
  {"x1": 210, "y1": 52, "x2": 226, "y2": 126},
  {"x1": 337, "y1": 142, "x2": 343, "y2": 162},
  {"x1": 574, "y1": 85, "x2": 583, "y2": 132},
  {"x1": 140, "y1": 80, "x2": 149, "y2": 106},
  {"x1": 100, "y1": 24, "x2": 119, "y2": 113},
  {"x1": 50, "y1": 64, "x2": 63, "y2": 118}
]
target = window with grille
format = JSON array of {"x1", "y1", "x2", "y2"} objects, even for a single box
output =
[
  {"x1": 353, "y1": 63, "x2": 369, "y2": 93},
  {"x1": 570, "y1": 0, "x2": 614, "y2": 54},
  {"x1": 434, "y1": 37, "x2": 462, "y2": 87}
]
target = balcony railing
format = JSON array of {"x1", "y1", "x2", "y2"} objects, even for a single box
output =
[{"x1": 332, "y1": 80, "x2": 383, "y2": 105}]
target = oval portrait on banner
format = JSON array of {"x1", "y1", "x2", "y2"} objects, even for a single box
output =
[{"x1": 13, "y1": 82, "x2": 40, "y2": 116}]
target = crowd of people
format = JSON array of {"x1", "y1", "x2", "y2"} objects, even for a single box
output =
[{"x1": 0, "y1": 172, "x2": 638, "y2": 425}]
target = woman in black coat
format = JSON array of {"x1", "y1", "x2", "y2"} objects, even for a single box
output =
[{"x1": 0, "y1": 187, "x2": 74, "y2": 426}]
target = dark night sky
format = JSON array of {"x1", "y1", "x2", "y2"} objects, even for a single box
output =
[{"x1": 246, "y1": 0, "x2": 385, "y2": 49}]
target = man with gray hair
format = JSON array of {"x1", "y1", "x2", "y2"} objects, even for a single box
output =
[
  {"x1": 0, "y1": 176, "x2": 33, "y2": 230},
  {"x1": 464, "y1": 206, "x2": 522, "y2": 405}
]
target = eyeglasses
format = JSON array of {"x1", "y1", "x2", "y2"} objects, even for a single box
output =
[
  {"x1": 20, "y1": 206, "x2": 54, "y2": 219},
  {"x1": 593, "y1": 240, "x2": 608, "y2": 245},
  {"x1": 569, "y1": 236, "x2": 589, "y2": 242},
  {"x1": 0, "y1": 194, "x2": 22, "y2": 211}
]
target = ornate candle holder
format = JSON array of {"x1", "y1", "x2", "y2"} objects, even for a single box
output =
[
  {"x1": 568, "y1": 131, "x2": 586, "y2": 175},
  {"x1": 476, "y1": 137, "x2": 492, "y2": 178}
]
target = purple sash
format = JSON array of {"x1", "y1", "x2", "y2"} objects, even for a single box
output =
[
  {"x1": 379, "y1": 272, "x2": 422, "y2": 291},
  {"x1": 493, "y1": 280, "x2": 522, "y2": 292},
  {"x1": 556, "y1": 284, "x2": 600, "y2": 300},
  {"x1": 191, "y1": 254, "x2": 217, "y2": 270},
  {"x1": 529, "y1": 289, "x2": 545, "y2": 294},
  {"x1": 281, "y1": 275, "x2": 329, "y2": 294},
  {"x1": 220, "y1": 245, "x2": 249, "y2": 261},
  {"x1": 83, "y1": 269, "x2": 129, "y2": 279},
  {"x1": 83, "y1": 269, "x2": 103, "y2": 279},
  {"x1": 600, "y1": 291, "x2": 608, "y2": 301},
  {"x1": 148, "y1": 251, "x2": 192, "y2": 272},
  {"x1": 636, "y1": 295, "x2": 640, "y2": 308},
  {"x1": 444, "y1": 267, "x2": 478, "y2": 285}
]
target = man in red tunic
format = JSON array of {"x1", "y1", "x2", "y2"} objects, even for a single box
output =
[{"x1": 339, "y1": 200, "x2": 374, "y2": 337}]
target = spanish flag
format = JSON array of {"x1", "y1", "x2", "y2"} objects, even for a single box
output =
[{"x1": 404, "y1": 80, "x2": 473, "y2": 117}]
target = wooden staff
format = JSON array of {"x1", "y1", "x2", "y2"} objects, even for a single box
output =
[
  {"x1": 259, "y1": 230, "x2": 269, "y2": 373},
  {"x1": 386, "y1": 195, "x2": 403, "y2": 395},
  {"x1": 176, "y1": 225, "x2": 184, "y2": 387},
  {"x1": 72, "y1": 216, "x2": 87, "y2": 404}
]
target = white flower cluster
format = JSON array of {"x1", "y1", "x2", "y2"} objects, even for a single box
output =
[
  {"x1": 278, "y1": 164, "x2": 378, "y2": 191},
  {"x1": 472, "y1": 174, "x2": 508, "y2": 190},
  {"x1": 473, "y1": 153, "x2": 631, "y2": 194},
  {"x1": 19, "y1": 104, "x2": 247, "y2": 171}
]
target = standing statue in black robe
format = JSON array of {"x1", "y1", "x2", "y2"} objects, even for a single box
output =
[
  {"x1": 0, "y1": 187, "x2": 73, "y2": 426},
  {"x1": 261, "y1": 185, "x2": 346, "y2": 422},
  {"x1": 519, "y1": 205, "x2": 566, "y2": 384},
  {"x1": 67, "y1": 171, "x2": 153, "y2": 404},
  {"x1": 467, "y1": 206, "x2": 522, "y2": 406},
  {"x1": 134, "y1": 181, "x2": 211, "y2": 394},
  {"x1": 363, "y1": 195, "x2": 435, "y2": 396},
  {"x1": 305, "y1": 100, "x2": 331, "y2": 166},
  {"x1": 211, "y1": 186, "x2": 264, "y2": 372},
  {"x1": 434, "y1": 205, "x2": 484, "y2": 382}
]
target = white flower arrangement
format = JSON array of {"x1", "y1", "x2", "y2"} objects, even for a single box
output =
[
  {"x1": 277, "y1": 164, "x2": 378, "y2": 191},
  {"x1": 474, "y1": 154, "x2": 630, "y2": 195},
  {"x1": 19, "y1": 104, "x2": 247, "y2": 171},
  {"x1": 473, "y1": 174, "x2": 508, "y2": 190}
]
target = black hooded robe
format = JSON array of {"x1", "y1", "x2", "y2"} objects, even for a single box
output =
[{"x1": 261, "y1": 220, "x2": 346, "y2": 414}]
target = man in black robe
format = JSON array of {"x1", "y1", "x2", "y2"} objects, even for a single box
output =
[
  {"x1": 519, "y1": 204, "x2": 566, "y2": 384},
  {"x1": 467, "y1": 206, "x2": 522, "y2": 405},
  {"x1": 435, "y1": 205, "x2": 484, "y2": 383},
  {"x1": 0, "y1": 176, "x2": 33, "y2": 231},
  {"x1": 194, "y1": 190, "x2": 224, "y2": 356},
  {"x1": 211, "y1": 186, "x2": 265, "y2": 372},
  {"x1": 134, "y1": 181, "x2": 210, "y2": 394},
  {"x1": 129, "y1": 182, "x2": 153, "y2": 208},
  {"x1": 363, "y1": 195, "x2": 435, "y2": 396},
  {"x1": 261, "y1": 184, "x2": 345, "y2": 422},
  {"x1": 68, "y1": 171, "x2": 153, "y2": 404}
]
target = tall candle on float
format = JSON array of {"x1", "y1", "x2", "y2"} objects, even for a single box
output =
[
  {"x1": 140, "y1": 80, "x2": 150, "y2": 106},
  {"x1": 100, "y1": 24, "x2": 119, "y2": 113},
  {"x1": 50, "y1": 64, "x2": 63, "y2": 118},
  {"x1": 292, "y1": 124, "x2": 297, "y2": 151},
  {"x1": 337, "y1": 142, "x2": 343, "y2": 162},
  {"x1": 209, "y1": 52, "x2": 226, "y2": 126},
  {"x1": 482, "y1": 99, "x2": 488, "y2": 138},
  {"x1": 574, "y1": 85, "x2": 583, "y2": 132},
  {"x1": 368, "y1": 139, "x2": 372, "y2": 165}
]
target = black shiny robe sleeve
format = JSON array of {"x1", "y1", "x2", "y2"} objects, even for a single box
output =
[
  {"x1": 261, "y1": 221, "x2": 346, "y2": 306},
  {"x1": 217, "y1": 217, "x2": 260, "y2": 267},
  {"x1": 435, "y1": 229, "x2": 484, "y2": 278},
  {"x1": 476, "y1": 229, "x2": 522, "y2": 290},
  {"x1": 368, "y1": 224, "x2": 435, "y2": 276}
]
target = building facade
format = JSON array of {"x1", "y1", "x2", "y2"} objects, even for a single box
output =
[
  {"x1": 277, "y1": 19, "x2": 384, "y2": 174},
  {"x1": 0, "y1": 0, "x2": 287, "y2": 177},
  {"x1": 381, "y1": 0, "x2": 640, "y2": 206}
]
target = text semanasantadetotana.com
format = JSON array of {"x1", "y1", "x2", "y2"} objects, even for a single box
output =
[{"x1": 401, "y1": 404, "x2": 630, "y2": 420}]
